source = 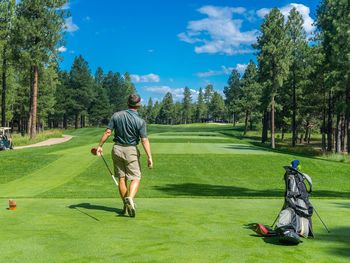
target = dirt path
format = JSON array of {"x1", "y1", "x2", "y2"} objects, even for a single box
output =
[{"x1": 15, "y1": 135, "x2": 73, "y2": 149}]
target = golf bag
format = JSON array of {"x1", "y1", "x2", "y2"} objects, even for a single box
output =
[{"x1": 275, "y1": 165, "x2": 314, "y2": 244}]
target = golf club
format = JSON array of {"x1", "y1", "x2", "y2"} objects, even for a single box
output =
[{"x1": 91, "y1": 147, "x2": 118, "y2": 186}]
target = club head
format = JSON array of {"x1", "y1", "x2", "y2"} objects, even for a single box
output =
[{"x1": 91, "y1": 147, "x2": 97, "y2": 155}]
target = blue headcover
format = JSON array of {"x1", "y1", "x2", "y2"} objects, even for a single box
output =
[{"x1": 291, "y1": 160, "x2": 300, "y2": 170}]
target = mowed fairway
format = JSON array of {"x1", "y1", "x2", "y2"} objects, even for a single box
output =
[{"x1": 0, "y1": 124, "x2": 349, "y2": 263}]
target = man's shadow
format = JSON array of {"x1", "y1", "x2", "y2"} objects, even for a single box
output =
[{"x1": 68, "y1": 203, "x2": 125, "y2": 221}]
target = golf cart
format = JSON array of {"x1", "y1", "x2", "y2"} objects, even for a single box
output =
[{"x1": 0, "y1": 127, "x2": 14, "y2": 150}]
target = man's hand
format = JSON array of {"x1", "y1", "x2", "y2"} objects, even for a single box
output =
[
  {"x1": 97, "y1": 146, "x2": 103, "y2": 156},
  {"x1": 148, "y1": 157, "x2": 153, "y2": 169},
  {"x1": 141, "y1": 137, "x2": 153, "y2": 170},
  {"x1": 96, "y1": 129, "x2": 112, "y2": 157}
]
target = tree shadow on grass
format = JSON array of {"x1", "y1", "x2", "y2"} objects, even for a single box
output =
[
  {"x1": 333, "y1": 202, "x2": 350, "y2": 209},
  {"x1": 223, "y1": 144, "x2": 271, "y2": 152},
  {"x1": 154, "y1": 183, "x2": 283, "y2": 197},
  {"x1": 154, "y1": 183, "x2": 350, "y2": 198},
  {"x1": 68, "y1": 203, "x2": 125, "y2": 218},
  {"x1": 317, "y1": 226, "x2": 350, "y2": 258}
]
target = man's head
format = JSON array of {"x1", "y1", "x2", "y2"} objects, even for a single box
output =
[{"x1": 128, "y1": 94, "x2": 142, "y2": 109}]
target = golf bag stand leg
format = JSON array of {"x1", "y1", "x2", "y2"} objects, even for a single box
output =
[
  {"x1": 314, "y1": 207, "x2": 330, "y2": 233},
  {"x1": 271, "y1": 206, "x2": 284, "y2": 227}
]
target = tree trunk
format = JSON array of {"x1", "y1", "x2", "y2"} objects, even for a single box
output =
[
  {"x1": 243, "y1": 110, "x2": 249, "y2": 135},
  {"x1": 336, "y1": 113, "x2": 342, "y2": 153},
  {"x1": 262, "y1": 111, "x2": 268, "y2": 143},
  {"x1": 1, "y1": 46, "x2": 7, "y2": 127},
  {"x1": 292, "y1": 68, "x2": 297, "y2": 147},
  {"x1": 80, "y1": 114, "x2": 83, "y2": 128},
  {"x1": 327, "y1": 90, "x2": 333, "y2": 152},
  {"x1": 271, "y1": 96, "x2": 275, "y2": 149},
  {"x1": 341, "y1": 114, "x2": 345, "y2": 152},
  {"x1": 27, "y1": 67, "x2": 34, "y2": 137},
  {"x1": 75, "y1": 113, "x2": 79, "y2": 129},
  {"x1": 29, "y1": 66, "x2": 38, "y2": 139},
  {"x1": 304, "y1": 121, "x2": 309, "y2": 143},
  {"x1": 322, "y1": 91, "x2": 327, "y2": 151},
  {"x1": 63, "y1": 114, "x2": 67, "y2": 129}
]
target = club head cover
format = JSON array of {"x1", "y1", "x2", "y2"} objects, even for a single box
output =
[{"x1": 91, "y1": 148, "x2": 97, "y2": 156}]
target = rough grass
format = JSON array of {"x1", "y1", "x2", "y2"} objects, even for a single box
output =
[{"x1": 12, "y1": 129, "x2": 63, "y2": 146}]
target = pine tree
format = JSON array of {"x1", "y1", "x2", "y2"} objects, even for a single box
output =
[
  {"x1": 286, "y1": 7, "x2": 309, "y2": 147},
  {"x1": 182, "y1": 87, "x2": 192, "y2": 124},
  {"x1": 254, "y1": 8, "x2": 291, "y2": 148},
  {"x1": 158, "y1": 92, "x2": 174, "y2": 124},
  {"x1": 209, "y1": 92, "x2": 225, "y2": 122},
  {"x1": 69, "y1": 55, "x2": 94, "y2": 129},
  {"x1": 195, "y1": 87, "x2": 206, "y2": 122},
  {"x1": 317, "y1": 0, "x2": 350, "y2": 153},
  {"x1": 204, "y1": 84, "x2": 214, "y2": 120},
  {"x1": 239, "y1": 61, "x2": 261, "y2": 134},
  {"x1": 224, "y1": 69, "x2": 241, "y2": 125},
  {"x1": 0, "y1": 0, "x2": 15, "y2": 127},
  {"x1": 11, "y1": 0, "x2": 66, "y2": 138}
]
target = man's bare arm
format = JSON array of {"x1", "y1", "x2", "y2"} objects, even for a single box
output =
[
  {"x1": 141, "y1": 137, "x2": 153, "y2": 169},
  {"x1": 97, "y1": 129, "x2": 112, "y2": 156}
]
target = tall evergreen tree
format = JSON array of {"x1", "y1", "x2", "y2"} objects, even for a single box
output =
[
  {"x1": 145, "y1": 97, "x2": 153, "y2": 123},
  {"x1": 0, "y1": 0, "x2": 15, "y2": 127},
  {"x1": 255, "y1": 8, "x2": 291, "y2": 148},
  {"x1": 286, "y1": 7, "x2": 309, "y2": 147},
  {"x1": 158, "y1": 92, "x2": 174, "y2": 124},
  {"x1": 204, "y1": 84, "x2": 214, "y2": 119},
  {"x1": 182, "y1": 87, "x2": 192, "y2": 124},
  {"x1": 239, "y1": 61, "x2": 261, "y2": 134},
  {"x1": 317, "y1": 0, "x2": 350, "y2": 153},
  {"x1": 195, "y1": 87, "x2": 206, "y2": 122},
  {"x1": 209, "y1": 92, "x2": 225, "y2": 122},
  {"x1": 69, "y1": 55, "x2": 94, "y2": 129},
  {"x1": 224, "y1": 69, "x2": 241, "y2": 125},
  {"x1": 11, "y1": 0, "x2": 66, "y2": 138}
]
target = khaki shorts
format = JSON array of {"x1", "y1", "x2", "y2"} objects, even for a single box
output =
[{"x1": 112, "y1": 144, "x2": 141, "y2": 181}]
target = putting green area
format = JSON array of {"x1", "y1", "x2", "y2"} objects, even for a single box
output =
[{"x1": 0, "y1": 124, "x2": 349, "y2": 262}]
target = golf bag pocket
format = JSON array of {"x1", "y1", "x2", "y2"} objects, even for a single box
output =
[
  {"x1": 277, "y1": 208, "x2": 298, "y2": 230},
  {"x1": 275, "y1": 208, "x2": 301, "y2": 244},
  {"x1": 299, "y1": 217, "x2": 310, "y2": 237}
]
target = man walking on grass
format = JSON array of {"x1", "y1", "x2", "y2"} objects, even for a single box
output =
[{"x1": 96, "y1": 94, "x2": 153, "y2": 217}]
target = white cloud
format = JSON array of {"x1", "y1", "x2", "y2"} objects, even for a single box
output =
[
  {"x1": 64, "y1": 17, "x2": 79, "y2": 33},
  {"x1": 130, "y1": 73, "x2": 160, "y2": 83},
  {"x1": 57, "y1": 46, "x2": 67, "y2": 53},
  {"x1": 256, "y1": 8, "x2": 270, "y2": 18},
  {"x1": 143, "y1": 86, "x2": 171, "y2": 94},
  {"x1": 257, "y1": 3, "x2": 315, "y2": 33},
  {"x1": 143, "y1": 86, "x2": 199, "y2": 101},
  {"x1": 60, "y1": 2, "x2": 70, "y2": 10},
  {"x1": 178, "y1": 5, "x2": 258, "y2": 55},
  {"x1": 235, "y1": 64, "x2": 248, "y2": 74},
  {"x1": 196, "y1": 64, "x2": 248, "y2": 77}
]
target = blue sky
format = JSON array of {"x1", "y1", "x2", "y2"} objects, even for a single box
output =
[{"x1": 59, "y1": 0, "x2": 319, "y2": 103}]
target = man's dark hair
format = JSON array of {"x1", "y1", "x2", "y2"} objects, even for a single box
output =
[{"x1": 128, "y1": 94, "x2": 142, "y2": 108}]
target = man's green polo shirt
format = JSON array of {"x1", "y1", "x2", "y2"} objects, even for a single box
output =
[{"x1": 107, "y1": 109, "x2": 147, "y2": 146}]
